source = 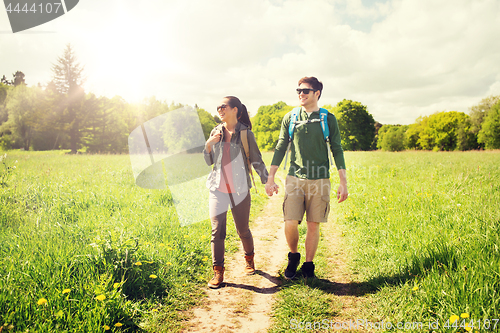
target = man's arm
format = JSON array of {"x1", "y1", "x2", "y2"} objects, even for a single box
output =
[
  {"x1": 265, "y1": 112, "x2": 293, "y2": 196},
  {"x1": 337, "y1": 168, "x2": 348, "y2": 203},
  {"x1": 265, "y1": 165, "x2": 280, "y2": 196}
]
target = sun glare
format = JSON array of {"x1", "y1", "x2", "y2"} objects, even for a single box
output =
[{"x1": 88, "y1": 8, "x2": 175, "y2": 102}]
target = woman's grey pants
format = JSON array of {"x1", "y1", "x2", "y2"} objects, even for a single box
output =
[{"x1": 209, "y1": 190, "x2": 254, "y2": 267}]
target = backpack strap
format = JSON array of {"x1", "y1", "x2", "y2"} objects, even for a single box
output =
[
  {"x1": 240, "y1": 129, "x2": 257, "y2": 193},
  {"x1": 319, "y1": 108, "x2": 333, "y2": 166},
  {"x1": 288, "y1": 107, "x2": 301, "y2": 142},
  {"x1": 283, "y1": 107, "x2": 301, "y2": 170},
  {"x1": 284, "y1": 107, "x2": 333, "y2": 169},
  {"x1": 319, "y1": 108, "x2": 330, "y2": 142}
]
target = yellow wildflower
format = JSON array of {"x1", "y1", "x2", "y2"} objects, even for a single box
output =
[
  {"x1": 37, "y1": 298, "x2": 48, "y2": 306},
  {"x1": 103, "y1": 325, "x2": 110, "y2": 331},
  {"x1": 113, "y1": 282, "x2": 121, "y2": 289},
  {"x1": 96, "y1": 294, "x2": 106, "y2": 301},
  {"x1": 114, "y1": 323, "x2": 123, "y2": 327},
  {"x1": 202, "y1": 256, "x2": 208, "y2": 261},
  {"x1": 150, "y1": 274, "x2": 158, "y2": 279},
  {"x1": 166, "y1": 262, "x2": 172, "y2": 266},
  {"x1": 159, "y1": 243, "x2": 165, "y2": 247},
  {"x1": 134, "y1": 261, "x2": 142, "y2": 266},
  {"x1": 62, "y1": 288, "x2": 71, "y2": 294},
  {"x1": 449, "y1": 315, "x2": 459, "y2": 323},
  {"x1": 461, "y1": 313, "x2": 469, "y2": 318},
  {"x1": 464, "y1": 323, "x2": 472, "y2": 332},
  {"x1": 412, "y1": 286, "x2": 418, "y2": 291}
]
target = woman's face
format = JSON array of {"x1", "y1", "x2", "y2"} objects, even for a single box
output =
[{"x1": 217, "y1": 98, "x2": 237, "y2": 122}]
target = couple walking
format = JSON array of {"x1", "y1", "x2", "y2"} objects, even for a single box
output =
[{"x1": 203, "y1": 76, "x2": 348, "y2": 289}]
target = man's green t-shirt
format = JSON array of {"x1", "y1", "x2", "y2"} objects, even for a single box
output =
[{"x1": 271, "y1": 107, "x2": 346, "y2": 179}]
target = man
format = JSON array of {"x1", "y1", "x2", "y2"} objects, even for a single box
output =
[{"x1": 265, "y1": 76, "x2": 348, "y2": 279}]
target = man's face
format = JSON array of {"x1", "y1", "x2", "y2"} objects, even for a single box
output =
[{"x1": 297, "y1": 82, "x2": 320, "y2": 107}]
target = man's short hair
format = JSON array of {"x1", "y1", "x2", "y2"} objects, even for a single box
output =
[{"x1": 298, "y1": 77, "x2": 323, "y2": 100}]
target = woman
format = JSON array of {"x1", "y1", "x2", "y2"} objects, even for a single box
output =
[{"x1": 203, "y1": 96, "x2": 269, "y2": 289}]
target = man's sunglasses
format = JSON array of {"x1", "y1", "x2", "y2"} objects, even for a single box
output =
[
  {"x1": 217, "y1": 104, "x2": 228, "y2": 111},
  {"x1": 296, "y1": 88, "x2": 317, "y2": 95}
]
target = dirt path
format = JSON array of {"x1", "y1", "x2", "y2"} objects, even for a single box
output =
[
  {"x1": 183, "y1": 188, "x2": 287, "y2": 333},
  {"x1": 183, "y1": 178, "x2": 371, "y2": 332},
  {"x1": 322, "y1": 219, "x2": 373, "y2": 332}
]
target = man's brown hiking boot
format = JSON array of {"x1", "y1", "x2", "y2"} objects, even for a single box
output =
[
  {"x1": 244, "y1": 254, "x2": 255, "y2": 275},
  {"x1": 208, "y1": 265, "x2": 225, "y2": 289}
]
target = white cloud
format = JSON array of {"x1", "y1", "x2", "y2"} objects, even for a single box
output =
[{"x1": 1, "y1": 0, "x2": 499, "y2": 124}]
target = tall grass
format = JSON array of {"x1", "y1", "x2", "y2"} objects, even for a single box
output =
[
  {"x1": 0, "y1": 150, "x2": 268, "y2": 332},
  {"x1": 338, "y1": 151, "x2": 500, "y2": 330},
  {"x1": 269, "y1": 151, "x2": 500, "y2": 332}
]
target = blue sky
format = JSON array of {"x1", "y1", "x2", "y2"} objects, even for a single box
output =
[{"x1": 1, "y1": 0, "x2": 499, "y2": 125}]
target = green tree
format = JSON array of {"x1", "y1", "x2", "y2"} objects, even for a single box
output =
[
  {"x1": 477, "y1": 101, "x2": 500, "y2": 149},
  {"x1": 456, "y1": 117, "x2": 477, "y2": 151},
  {"x1": 81, "y1": 95, "x2": 129, "y2": 153},
  {"x1": 12, "y1": 71, "x2": 26, "y2": 86},
  {"x1": 0, "y1": 85, "x2": 43, "y2": 150},
  {"x1": 0, "y1": 82, "x2": 12, "y2": 125},
  {"x1": 252, "y1": 101, "x2": 292, "y2": 151},
  {"x1": 412, "y1": 111, "x2": 469, "y2": 151},
  {"x1": 51, "y1": 44, "x2": 86, "y2": 153},
  {"x1": 196, "y1": 106, "x2": 217, "y2": 140},
  {"x1": 468, "y1": 95, "x2": 500, "y2": 149},
  {"x1": 377, "y1": 125, "x2": 408, "y2": 151},
  {"x1": 327, "y1": 99, "x2": 375, "y2": 151},
  {"x1": 371, "y1": 121, "x2": 383, "y2": 150}
]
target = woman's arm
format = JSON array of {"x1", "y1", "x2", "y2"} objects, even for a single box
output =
[
  {"x1": 247, "y1": 130, "x2": 269, "y2": 184},
  {"x1": 204, "y1": 128, "x2": 222, "y2": 165}
]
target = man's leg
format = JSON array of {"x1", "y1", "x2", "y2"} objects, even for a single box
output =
[
  {"x1": 284, "y1": 219, "x2": 299, "y2": 253},
  {"x1": 305, "y1": 221, "x2": 320, "y2": 262},
  {"x1": 284, "y1": 219, "x2": 301, "y2": 279}
]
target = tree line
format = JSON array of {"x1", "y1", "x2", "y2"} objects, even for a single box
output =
[
  {"x1": 376, "y1": 95, "x2": 500, "y2": 151},
  {"x1": 2, "y1": 44, "x2": 499, "y2": 153},
  {"x1": 251, "y1": 97, "x2": 500, "y2": 152},
  {"x1": 251, "y1": 99, "x2": 377, "y2": 151},
  {"x1": 0, "y1": 44, "x2": 219, "y2": 154}
]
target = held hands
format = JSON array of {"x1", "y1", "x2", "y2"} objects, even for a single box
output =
[{"x1": 265, "y1": 182, "x2": 279, "y2": 196}]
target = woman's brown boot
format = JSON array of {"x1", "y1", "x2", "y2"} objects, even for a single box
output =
[
  {"x1": 244, "y1": 254, "x2": 255, "y2": 275},
  {"x1": 208, "y1": 265, "x2": 225, "y2": 289}
]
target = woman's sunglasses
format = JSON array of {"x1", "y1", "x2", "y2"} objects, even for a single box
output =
[
  {"x1": 296, "y1": 88, "x2": 317, "y2": 95},
  {"x1": 217, "y1": 104, "x2": 228, "y2": 112}
]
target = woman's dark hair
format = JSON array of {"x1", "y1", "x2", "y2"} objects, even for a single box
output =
[{"x1": 225, "y1": 96, "x2": 252, "y2": 130}]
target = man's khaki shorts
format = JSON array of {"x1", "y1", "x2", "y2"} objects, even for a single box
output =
[{"x1": 283, "y1": 175, "x2": 331, "y2": 223}]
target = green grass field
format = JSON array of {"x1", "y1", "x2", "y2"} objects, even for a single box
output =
[
  {"x1": 270, "y1": 150, "x2": 500, "y2": 332},
  {"x1": 342, "y1": 151, "x2": 500, "y2": 331},
  {"x1": 1, "y1": 150, "x2": 499, "y2": 332},
  {"x1": 0, "y1": 150, "x2": 267, "y2": 332}
]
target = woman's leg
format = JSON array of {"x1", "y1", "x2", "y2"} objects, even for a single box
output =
[
  {"x1": 209, "y1": 190, "x2": 229, "y2": 267},
  {"x1": 231, "y1": 192, "x2": 254, "y2": 256}
]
